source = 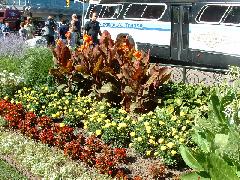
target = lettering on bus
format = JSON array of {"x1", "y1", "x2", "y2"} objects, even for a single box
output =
[{"x1": 100, "y1": 22, "x2": 143, "y2": 29}]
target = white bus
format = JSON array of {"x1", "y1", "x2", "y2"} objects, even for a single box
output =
[{"x1": 84, "y1": 0, "x2": 240, "y2": 69}]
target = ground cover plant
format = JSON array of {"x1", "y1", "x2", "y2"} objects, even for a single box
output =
[
  {"x1": 0, "y1": 159, "x2": 27, "y2": 180},
  {"x1": 0, "y1": 125, "x2": 111, "y2": 180}
]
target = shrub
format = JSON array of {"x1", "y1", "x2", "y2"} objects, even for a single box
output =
[
  {"x1": 51, "y1": 33, "x2": 171, "y2": 113},
  {"x1": 20, "y1": 48, "x2": 54, "y2": 86}
]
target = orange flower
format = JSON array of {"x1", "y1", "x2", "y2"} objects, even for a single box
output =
[
  {"x1": 56, "y1": 39, "x2": 63, "y2": 46},
  {"x1": 83, "y1": 34, "x2": 92, "y2": 44},
  {"x1": 77, "y1": 45, "x2": 85, "y2": 52},
  {"x1": 133, "y1": 51, "x2": 142, "y2": 60}
]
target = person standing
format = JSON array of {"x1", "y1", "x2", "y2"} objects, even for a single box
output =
[
  {"x1": 58, "y1": 18, "x2": 69, "y2": 44},
  {"x1": 71, "y1": 14, "x2": 81, "y2": 45},
  {"x1": 19, "y1": 22, "x2": 27, "y2": 40},
  {"x1": 84, "y1": 12, "x2": 102, "y2": 45},
  {"x1": 2, "y1": 22, "x2": 11, "y2": 37},
  {"x1": 43, "y1": 16, "x2": 57, "y2": 46},
  {"x1": 66, "y1": 25, "x2": 77, "y2": 49},
  {"x1": 24, "y1": 17, "x2": 35, "y2": 39}
]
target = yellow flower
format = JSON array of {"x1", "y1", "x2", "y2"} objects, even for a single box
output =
[
  {"x1": 186, "y1": 120, "x2": 191, "y2": 124},
  {"x1": 130, "y1": 132, "x2": 136, "y2": 137},
  {"x1": 95, "y1": 129, "x2": 102, "y2": 136},
  {"x1": 167, "y1": 106, "x2": 174, "y2": 114},
  {"x1": 147, "y1": 111, "x2": 153, "y2": 116},
  {"x1": 166, "y1": 142, "x2": 174, "y2": 149},
  {"x1": 44, "y1": 86, "x2": 48, "y2": 91},
  {"x1": 144, "y1": 122, "x2": 150, "y2": 126},
  {"x1": 154, "y1": 151, "x2": 159, "y2": 156},
  {"x1": 59, "y1": 123, "x2": 65, "y2": 127},
  {"x1": 145, "y1": 126, "x2": 151, "y2": 134},
  {"x1": 77, "y1": 111, "x2": 84, "y2": 116},
  {"x1": 129, "y1": 143, "x2": 133, "y2": 148},
  {"x1": 118, "y1": 122, "x2": 127, "y2": 128},
  {"x1": 174, "y1": 135, "x2": 179, "y2": 139},
  {"x1": 137, "y1": 137, "x2": 142, "y2": 142},
  {"x1": 119, "y1": 108, "x2": 127, "y2": 114},
  {"x1": 100, "y1": 114, "x2": 107, "y2": 118},
  {"x1": 150, "y1": 136, "x2": 155, "y2": 139},
  {"x1": 56, "y1": 112, "x2": 61, "y2": 117},
  {"x1": 149, "y1": 139, "x2": 155, "y2": 144},
  {"x1": 97, "y1": 118, "x2": 102, "y2": 122},
  {"x1": 10, "y1": 99, "x2": 14, "y2": 103},
  {"x1": 171, "y1": 150, "x2": 177, "y2": 156},
  {"x1": 179, "y1": 138, "x2": 185, "y2": 143},
  {"x1": 161, "y1": 145, "x2": 167, "y2": 151},
  {"x1": 84, "y1": 125, "x2": 88, "y2": 129},
  {"x1": 111, "y1": 121, "x2": 117, "y2": 126},
  {"x1": 42, "y1": 105, "x2": 46, "y2": 109},
  {"x1": 65, "y1": 100, "x2": 69, "y2": 104},
  {"x1": 159, "y1": 121, "x2": 165, "y2": 125},
  {"x1": 158, "y1": 138, "x2": 164, "y2": 144},
  {"x1": 180, "y1": 111, "x2": 185, "y2": 117},
  {"x1": 138, "y1": 116, "x2": 144, "y2": 121},
  {"x1": 52, "y1": 114, "x2": 57, "y2": 118},
  {"x1": 132, "y1": 120, "x2": 137, "y2": 124},
  {"x1": 105, "y1": 123, "x2": 111, "y2": 128},
  {"x1": 171, "y1": 115, "x2": 177, "y2": 121},
  {"x1": 69, "y1": 108, "x2": 73, "y2": 113},
  {"x1": 146, "y1": 150, "x2": 151, "y2": 156},
  {"x1": 182, "y1": 126, "x2": 187, "y2": 131}
]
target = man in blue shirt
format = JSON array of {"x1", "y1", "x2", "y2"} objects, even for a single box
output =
[{"x1": 84, "y1": 12, "x2": 102, "y2": 45}]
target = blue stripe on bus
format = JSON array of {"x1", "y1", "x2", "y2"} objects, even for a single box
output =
[
  {"x1": 99, "y1": 22, "x2": 171, "y2": 31},
  {"x1": 100, "y1": 25, "x2": 171, "y2": 31}
]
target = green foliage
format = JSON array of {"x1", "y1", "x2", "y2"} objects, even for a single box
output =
[
  {"x1": 0, "y1": 56, "x2": 22, "y2": 75},
  {"x1": 180, "y1": 72, "x2": 240, "y2": 179},
  {"x1": 20, "y1": 48, "x2": 54, "y2": 86},
  {"x1": 0, "y1": 159, "x2": 28, "y2": 180},
  {"x1": 0, "y1": 71, "x2": 24, "y2": 99},
  {"x1": 0, "y1": 117, "x2": 7, "y2": 127}
]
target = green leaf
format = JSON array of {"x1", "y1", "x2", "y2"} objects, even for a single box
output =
[
  {"x1": 196, "y1": 133, "x2": 211, "y2": 153},
  {"x1": 179, "y1": 145, "x2": 204, "y2": 171},
  {"x1": 181, "y1": 172, "x2": 210, "y2": 180},
  {"x1": 214, "y1": 134, "x2": 229, "y2": 149},
  {"x1": 237, "y1": 171, "x2": 240, "y2": 177},
  {"x1": 209, "y1": 154, "x2": 239, "y2": 180},
  {"x1": 211, "y1": 94, "x2": 225, "y2": 124}
]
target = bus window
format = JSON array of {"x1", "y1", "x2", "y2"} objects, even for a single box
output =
[
  {"x1": 124, "y1": 4, "x2": 146, "y2": 19},
  {"x1": 0, "y1": 12, "x2": 4, "y2": 17},
  {"x1": 100, "y1": 5, "x2": 122, "y2": 18},
  {"x1": 224, "y1": 6, "x2": 240, "y2": 24},
  {"x1": 198, "y1": 5, "x2": 229, "y2": 23},
  {"x1": 142, "y1": 5, "x2": 166, "y2": 19},
  {"x1": 86, "y1": 4, "x2": 103, "y2": 19}
]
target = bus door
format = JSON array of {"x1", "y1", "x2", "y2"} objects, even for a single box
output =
[{"x1": 170, "y1": 5, "x2": 191, "y2": 61}]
